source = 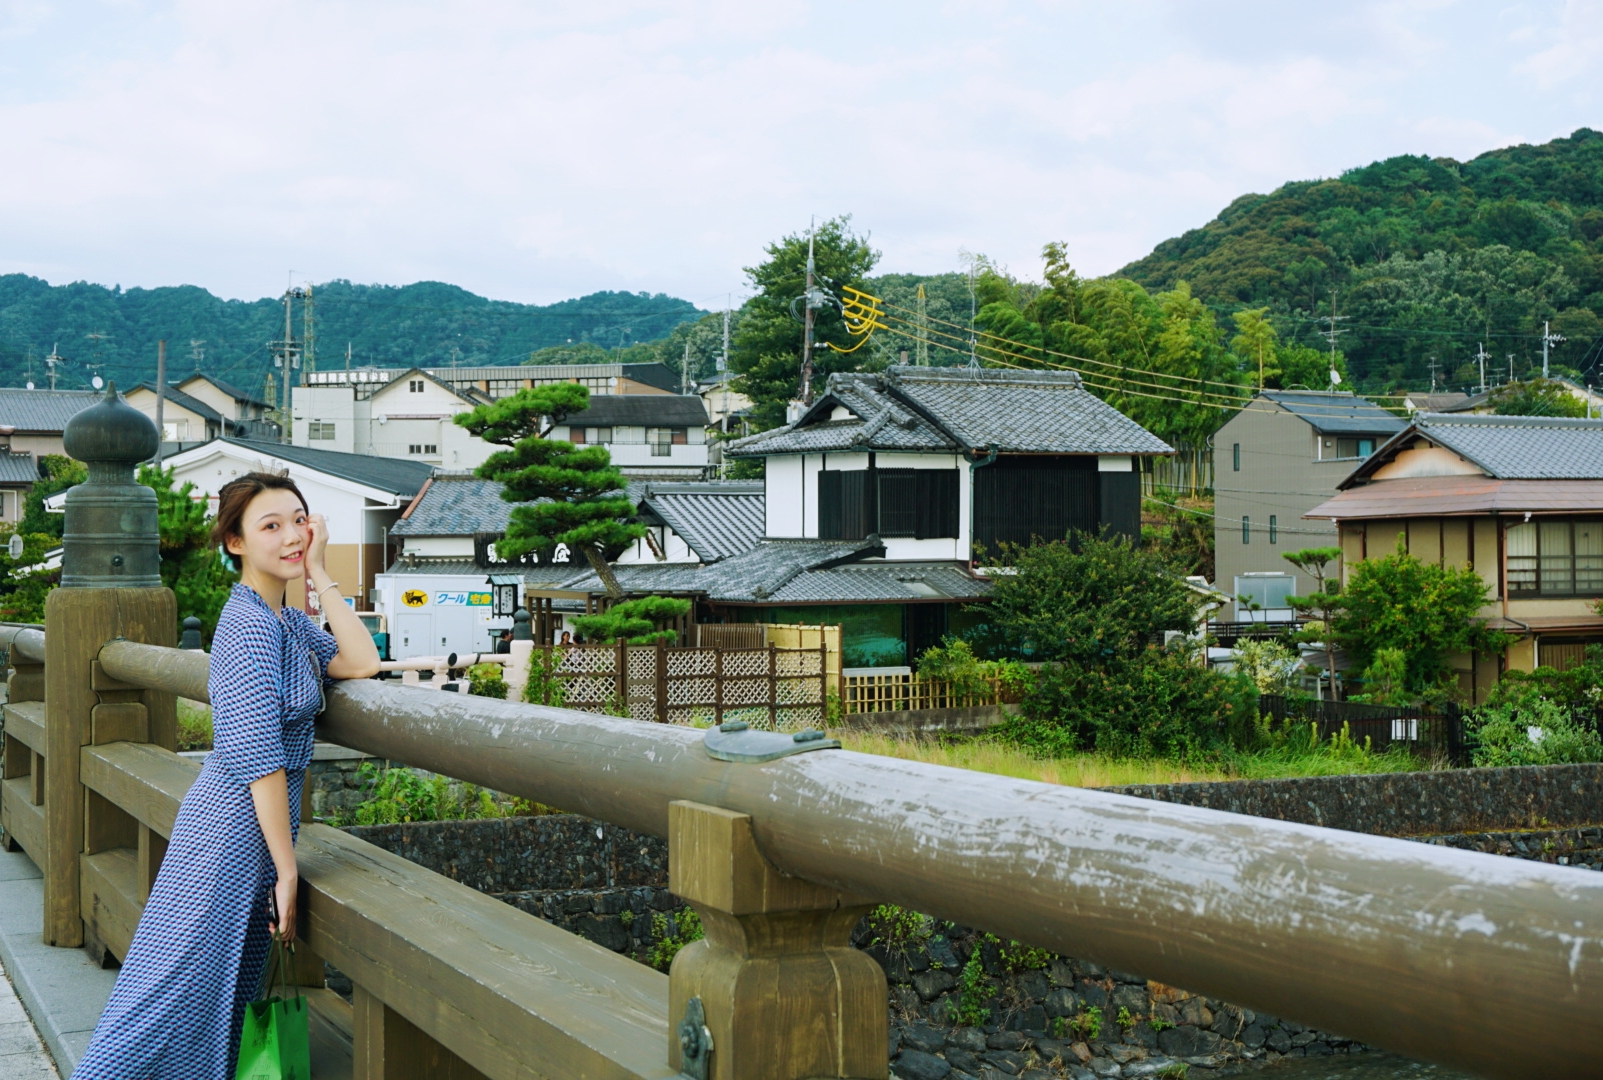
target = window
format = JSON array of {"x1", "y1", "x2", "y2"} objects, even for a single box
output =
[
  {"x1": 671, "y1": 427, "x2": 688, "y2": 445},
  {"x1": 1233, "y1": 443, "x2": 1240, "y2": 471},
  {"x1": 648, "y1": 428, "x2": 673, "y2": 457},
  {"x1": 409, "y1": 379, "x2": 424, "y2": 392},
  {"x1": 1508, "y1": 519, "x2": 1603, "y2": 597},
  {"x1": 1242, "y1": 516, "x2": 1250, "y2": 544},
  {"x1": 1336, "y1": 437, "x2": 1378, "y2": 459},
  {"x1": 818, "y1": 470, "x2": 871, "y2": 540},
  {"x1": 569, "y1": 427, "x2": 584, "y2": 444},
  {"x1": 589, "y1": 427, "x2": 612, "y2": 444},
  {"x1": 822, "y1": 468, "x2": 961, "y2": 540},
  {"x1": 308, "y1": 422, "x2": 336, "y2": 441},
  {"x1": 162, "y1": 420, "x2": 188, "y2": 441},
  {"x1": 1269, "y1": 515, "x2": 1277, "y2": 544},
  {"x1": 407, "y1": 444, "x2": 439, "y2": 456}
]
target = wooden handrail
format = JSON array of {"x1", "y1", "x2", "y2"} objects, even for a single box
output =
[
  {"x1": 94, "y1": 639, "x2": 1603, "y2": 1080},
  {"x1": 0, "y1": 625, "x2": 46, "y2": 663}
]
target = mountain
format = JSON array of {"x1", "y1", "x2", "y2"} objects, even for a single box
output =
[
  {"x1": 1118, "y1": 128, "x2": 1603, "y2": 391},
  {"x1": 0, "y1": 277, "x2": 704, "y2": 395}
]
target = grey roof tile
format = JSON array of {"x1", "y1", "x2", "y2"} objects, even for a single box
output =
[
  {"x1": 1412, "y1": 414, "x2": 1603, "y2": 480},
  {"x1": 0, "y1": 452, "x2": 37, "y2": 484},
  {"x1": 727, "y1": 367, "x2": 1171, "y2": 457},
  {"x1": 215, "y1": 438, "x2": 435, "y2": 496},
  {"x1": 637, "y1": 481, "x2": 764, "y2": 562},
  {"x1": 0, "y1": 389, "x2": 99, "y2": 433},
  {"x1": 139, "y1": 383, "x2": 223, "y2": 423},
  {"x1": 181, "y1": 373, "x2": 272, "y2": 410},
  {"x1": 390, "y1": 476, "x2": 515, "y2": 536},
  {"x1": 1261, "y1": 391, "x2": 1407, "y2": 435},
  {"x1": 382, "y1": 555, "x2": 573, "y2": 589},
  {"x1": 563, "y1": 395, "x2": 709, "y2": 429}
]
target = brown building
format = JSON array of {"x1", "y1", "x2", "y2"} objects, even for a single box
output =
[{"x1": 1307, "y1": 413, "x2": 1603, "y2": 700}]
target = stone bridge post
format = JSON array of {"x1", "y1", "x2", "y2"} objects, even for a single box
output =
[{"x1": 42, "y1": 384, "x2": 176, "y2": 952}]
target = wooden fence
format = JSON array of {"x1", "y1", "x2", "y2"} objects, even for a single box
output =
[
  {"x1": 840, "y1": 671, "x2": 1008, "y2": 714},
  {"x1": 529, "y1": 641, "x2": 830, "y2": 729},
  {"x1": 1141, "y1": 444, "x2": 1213, "y2": 498}
]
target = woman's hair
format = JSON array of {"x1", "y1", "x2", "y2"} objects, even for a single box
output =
[{"x1": 211, "y1": 471, "x2": 310, "y2": 570}]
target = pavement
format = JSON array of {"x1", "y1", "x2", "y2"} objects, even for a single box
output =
[{"x1": 0, "y1": 845, "x2": 119, "y2": 1077}]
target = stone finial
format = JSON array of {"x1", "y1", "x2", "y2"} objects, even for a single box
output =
[
  {"x1": 512, "y1": 608, "x2": 532, "y2": 641},
  {"x1": 179, "y1": 616, "x2": 204, "y2": 650},
  {"x1": 60, "y1": 381, "x2": 163, "y2": 589}
]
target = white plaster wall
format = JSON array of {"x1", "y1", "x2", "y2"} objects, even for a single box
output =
[
  {"x1": 616, "y1": 526, "x2": 698, "y2": 564},
  {"x1": 1097, "y1": 455, "x2": 1132, "y2": 472},
  {"x1": 291, "y1": 387, "x2": 361, "y2": 453},
  {"x1": 370, "y1": 377, "x2": 472, "y2": 420},
  {"x1": 766, "y1": 455, "x2": 805, "y2": 537},
  {"x1": 400, "y1": 536, "x2": 476, "y2": 557}
]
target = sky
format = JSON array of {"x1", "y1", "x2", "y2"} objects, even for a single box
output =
[{"x1": 2, "y1": 0, "x2": 1602, "y2": 309}]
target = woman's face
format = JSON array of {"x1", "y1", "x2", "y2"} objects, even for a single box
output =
[{"x1": 227, "y1": 488, "x2": 310, "y2": 584}]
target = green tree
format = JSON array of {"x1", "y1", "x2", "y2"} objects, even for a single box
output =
[
  {"x1": 19, "y1": 455, "x2": 85, "y2": 540},
  {"x1": 1282, "y1": 547, "x2": 1343, "y2": 700},
  {"x1": 137, "y1": 464, "x2": 237, "y2": 641},
  {"x1": 1277, "y1": 344, "x2": 1348, "y2": 391},
  {"x1": 1489, "y1": 378, "x2": 1589, "y2": 417},
  {"x1": 730, "y1": 216, "x2": 880, "y2": 429},
  {"x1": 571, "y1": 596, "x2": 692, "y2": 645},
  {"x1": 456, "y1": 383, "x2": 645, "y2": 598},
  {"x1": 1333, "y1": 541, "x2": 1510, "y2": 699},
  {"x1": 0, "y1": 525, "x2": 58, "y2": 622},
  {"x1": 1231, "y1": 307, "x2": 1281, "y2": 389}
]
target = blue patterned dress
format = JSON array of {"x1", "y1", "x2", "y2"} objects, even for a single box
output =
[{"x1": 73, "y1": 584, "x2": 338, "y2": 1080}]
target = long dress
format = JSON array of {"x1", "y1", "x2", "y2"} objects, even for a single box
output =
[{"x1": 72, "y1": 583, "x2": 338, "y2": 1080}]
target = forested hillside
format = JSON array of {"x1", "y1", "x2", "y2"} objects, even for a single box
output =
[
  {"x1": 0, "y1": 277, "x2": 702, "y2": 394},
  {"x1": 1118, "y1": 128, "x2": 1603, "y2": 390}
]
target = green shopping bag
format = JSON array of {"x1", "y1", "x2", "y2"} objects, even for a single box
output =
[{"x1": 234, "y1": 930, "x2": 311, "y2": 1080}]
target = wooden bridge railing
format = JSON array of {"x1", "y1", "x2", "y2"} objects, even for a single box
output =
[{"x1": 3, "y1": 389, "x2": 1603, "y2": 1080}]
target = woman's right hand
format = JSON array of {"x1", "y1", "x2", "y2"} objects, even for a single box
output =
[{"x1": 271, "y1": 872, "x2": 298, "y2": 946}]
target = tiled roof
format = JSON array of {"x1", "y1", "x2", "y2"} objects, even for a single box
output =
[
  {"x1": 381, "y1": 555, "x2": 573, "y2": 590},
  {"x1": 563, "y1": 394, "x2": 709, "y2": 429},
  {"x1": 181, "y1": 373, "x2": 271, "y2": 410},
  {"x1": 1260, "y1": 391, "x2": 1407, "y2": 435},
  {"x1": 1411, "y1": 414, "x2": 1603, "y2": 480},
  {"x1": 727, "y1": 367, "x2": 1171, "y2": 457},
  {"x1": 549, "y1": 538, "x2": 990, "y2": 605},
  {"x1": 0, "y1": 452, "x2": 37, "y2": 484},
  {"x1": 214, "y1": 438, "x2": 436, "y2": 496},
  {"x1": 390, "y1": 476, "x2": 515, "y2": 536},
  {"x1": 139, "y1": 383, "x2": 223, "y2": 423},
  {"x1": 636, "y1": 481, "x2": 764, "y2": 562},
  {"x1": 0, "y1": 389, "x2": 99, "y2": 433}
]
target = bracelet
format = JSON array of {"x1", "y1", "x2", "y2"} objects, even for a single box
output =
[{"x1": 316, "y1": 582, "x2": 341, "y2": 599}]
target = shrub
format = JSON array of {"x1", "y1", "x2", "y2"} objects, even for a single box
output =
[
  {"x1": 572, "y1": 596, "x2": 692, "y2": 646},
  {"x1": 339, "y1": 763, "x2": 511, "y2": 826},
  {"x1": 523, "y1": 649, "x2": 569, "y2": 707},
  {"x1": 1469, "y1": 697, "x2": 1603, "y2": 767},
  {"x1": 176, "y1": 701, "x2": 214, "y2": 752},
  {"x1": 466, "y1": 662, "x2": 508, "y2": 699},
  {"x1": 863, "y1": 905, "x2": 932, "y2": 959},
  {"x1": 648, "y1": 908, "x2": 703, "y2": 970},
  {"x1": 1230, "y1": 638, "x2": 1300, "y2": 695},
  {"x1": 954, "y1": 949, "x2": 991, "y2": 1026},
  {"x1": 916, "y1": 638, "x2": 1033, "y2": 703}
]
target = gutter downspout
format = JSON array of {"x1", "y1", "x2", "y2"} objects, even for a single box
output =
[{"x1": 965, "y1": 443, "x2": 999, "y2": 567}]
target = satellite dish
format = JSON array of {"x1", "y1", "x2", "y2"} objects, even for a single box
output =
[
  {"x1": 91, "y1": 376, "x2": 104, "y2": 390},
  {"x1": 25, "y1": 381, "x2": 34, "y2": 390}
]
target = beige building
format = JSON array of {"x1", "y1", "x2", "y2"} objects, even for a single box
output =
[
  {"x1": 125, "y1": 374, "x2": 279, "y2": 446},
  {"x1": 1213, "y1": 391, "x2": 1406, "y2": 618},
  {"x1": 1308, "y1": 413, "x2": 1603, "y2": 700}
]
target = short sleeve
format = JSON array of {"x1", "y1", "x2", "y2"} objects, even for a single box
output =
[{"x1": 208, "y1": 616, "x2": 287, "y2": 785}]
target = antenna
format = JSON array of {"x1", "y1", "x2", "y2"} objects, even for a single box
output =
[
  {"x1": 45, "y1": 343, "x2": 61, "y2": 390},
  {"x1": 1426, "y1": 356, "x2": 1438, "y2": 394},
  {"x1": 189, "y1": 339, "x2": 206, "y2": 374},
  {"x1": 800, "y1": 219, "x2": 819, "y2": 403},
  {"x1": 1318, "y1": 289, "x2": 1348, "y2": 388},
  {"x1": 682, "y1": 339, "x2": 692, "y2": 395}
]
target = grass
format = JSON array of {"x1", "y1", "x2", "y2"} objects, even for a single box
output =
[
  {"x1": 835, "y1": 723, "x2": 1431, "y2": 788},
  {"x1": 176, "y1": 699, "x2": 212, "y2": 752}
]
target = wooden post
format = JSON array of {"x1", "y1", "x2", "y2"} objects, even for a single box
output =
[
  {"x1": 713, "y1": 648, "x2": 724, "y2": 726},
  {"x1": 655, "y1": 639, "x2": 668, "y2": 725},
  {"x1": 614, "y1": 639, "x2": 628, "y2": 715},
  {"x1": 45, "y1": 588, "x2": 175, "y2": 947},
  {"x1": 667, "y1": 800, "x2": 885, "y2": 1080},
  {"x1": 819, "y1": 639, "x2": 829, "y2": 726},
  {"x1": 766, "y1": 644, "x2": 777, "y2": 731},
  {"x1": 354, "y1": 984, "x2": 486, "y2": 1080}
]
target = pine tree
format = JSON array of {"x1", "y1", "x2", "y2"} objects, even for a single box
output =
[{"x1": 455, "y1": 383, "x2": 644, "y2": 598}]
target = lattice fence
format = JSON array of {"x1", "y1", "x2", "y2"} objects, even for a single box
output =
[
  {"x1": 840, "y1": 672, "x2": 1006, "y2": 715},
  {"x1": 527, "y1": 642, "x2": 828, "y2": 730}
]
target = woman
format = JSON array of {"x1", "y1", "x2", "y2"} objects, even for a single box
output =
[{"x1": 73, "y1": 472, "x2": 380, "y2": 1079}]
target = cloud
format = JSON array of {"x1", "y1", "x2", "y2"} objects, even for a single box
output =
[{"x1": 0, "y1": 0, "x2": 1595, "y2": 307}]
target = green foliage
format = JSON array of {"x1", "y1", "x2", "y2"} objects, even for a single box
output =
[
  {"x1": 0, "y1": 276, "x2": 701, "y2": 392},
  {"x1": 996, "y1": 937, "x2": 1052, "y2": 974},
  {"x1": 648, "y1": 908, "x2": 704, "y2": 971},
  {"x1": 176, "y1": 701, "x2": 214, "y2": 752},
  {"x1": 1049, "y1": 1016, "x2": 1069, "y2": 1039},
  {"x1": 457, "y1": 382, "x2": 645, "y2": 597},
  {"x1": 954, "y1": 949, "x2": 992, "y2": 1027},
  {"x1": 338, "y1": 763, "x2": 512, "y2": 826},
  {"x1": 137, "y1": 464, "x2": 236, "y2": 642},
  {"x1": 1155, "y1": 1064, "x2": 1189, "y2": 1079},
  {"x1": 523, "y1": 649, "x2": 569, "y2": 707},
  {"x1": 1224, "y1": 720, "x2": 1425, "y2": 777},
  {"x1": 1140, "y1": 492, "x2": 1215, "y2": 581},
  {"x1": 1334, "y1": 541, "x2": 1510, "y2": 698},
  {"x1": 1231, "y1": 638, "x2": 1301, "y2": 695},
  {"x1": 863, "y1": 905, "x2": 933, "y2": 959},
  {"x1": 19, "y1": 454, "x2": 84, "y2": 539},
  {"x1": 1354, "y1": 646, "x2": 1409, "y2": 705},
  {"x1": 976, "y1": 532, "x2": 1199, "y2": 667},
  {"x1": 1489, "y1": 378, "x2": 1590, "y2": 417},
  {"x1": 1283, "y1": 546, "x2": 1346, "y2": 697},
  {"x1": 1469, "y1": 697, "x2": 1603, "y2": 767},
  {"x1": 730, "y1": 216, "x2": 881, "y2": 430},
  {"x1": 0, "y1": 524, "x2": 58, "y2": 622},
  {"x1": 1148, "y1": 1013, "x2": 1175, "y2": 1032},
  {"x1": 915, "y1": 638, "x2": 1033, "y2": 702},
  {"x1": 1117, "y1": 1006, "x2": 1136, "y2": 1032},
  {"x1": 466, "y1": 662, "x2": 508, "y2": 699},
  {"x1": 1118, "y1": 129, "x2": 1603, "y2": 393},
  {"x1": 571, "y1": 596, "x2": 692, "y2": 645},
  {"x1": 1072, "y1": 1005, "x2": 1103, "y2": 1041},
  {"x1": 1484, "y1": 644, "x2": 1603, "y2": 717}
]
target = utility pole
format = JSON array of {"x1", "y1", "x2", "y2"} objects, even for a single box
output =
[
  {"x1": 1475, "y1": 343, "x2": 1490, "y2": 393},
  {"x1": 1542, "y1": 321, "x2": 1564, "y2": 379},
  {"x1": 721, "y1": 302, "x2": 730, "y2": 373},
  {"x1": 302, "y1": 284, "x2": 316, "y2": 373},
  {"x1": 271, "y1": 288, "x2": 302, "y2": 444},
  {"x1": 916, "y1": 283, "x2": 929, "y2": 366},
  {"x1": 45, "y1": 343, "x2": 61, "y2": 390},
  {"x1": 682, "y1": 340, "x2": 692, "y2": 395},
  {"x1": 967, "y1": 261, "x2": 978, "y2": 368},
  {"x1": 154, "y1": 340, "x2": 167, "y2": 465},
  {"x1": 1427, "y1": 356, "x2": 1439, "y2": 394},
  {"x1": 346, "y1": 341, "x2": 352, "y2": 371},
  {"x1": 1319, "y1": 289, "x2": 1347, "y2": 388},
  {"x1": 799, "y1": 227, "x2": 820, "y2": 404},
  {"x1": 1508, "y1": 354, "x2": 1515, "y2": 386},
  {"x1": 189, "y1": 339, "x2": 205, "y2": 374}
]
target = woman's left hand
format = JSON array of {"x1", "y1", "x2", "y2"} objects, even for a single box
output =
[{"x1": 304, "y1": 513, "x2": 330, "y2": 576}]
